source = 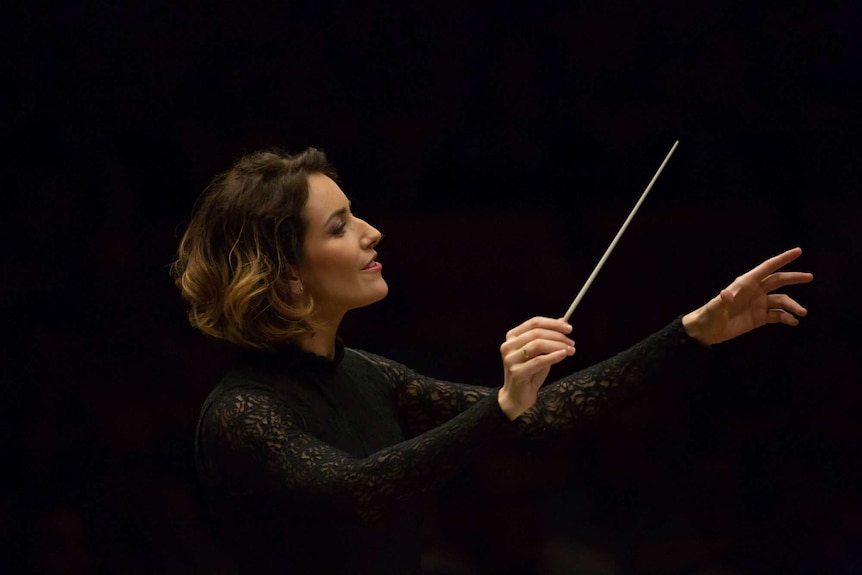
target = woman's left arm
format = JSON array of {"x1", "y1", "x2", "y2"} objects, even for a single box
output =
[{"x1": 518, "y1": 247, "x2": 813, "y2": 433}]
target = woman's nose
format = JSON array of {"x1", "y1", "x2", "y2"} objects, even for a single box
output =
[{"x1": 362, "y1": 219, "x2": 383, "y2": 249}]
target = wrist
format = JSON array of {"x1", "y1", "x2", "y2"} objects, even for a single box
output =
[
  {"x1": 497, "y1": 387, "x2": 527, "y2": 421},
  {"x1": 682, "y1": 307, "x2": 713, "y2": 346}
]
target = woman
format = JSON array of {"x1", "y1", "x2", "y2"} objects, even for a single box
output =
[{"x1": 172, "y1": 147, "x2": 812, "y2": 574}]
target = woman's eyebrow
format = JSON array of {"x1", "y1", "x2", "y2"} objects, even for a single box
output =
[{"x1": 323, "y1": 204, "x2": 350, "y2": 228}]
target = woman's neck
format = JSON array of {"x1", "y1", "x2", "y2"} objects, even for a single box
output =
[{"x1": 296, "y1": 316, "x2": 341, "y2": 360}]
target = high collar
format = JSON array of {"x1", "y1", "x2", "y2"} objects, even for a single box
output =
[{"x1": 240, "y1": 337, "x2": 346, "y2": 373}]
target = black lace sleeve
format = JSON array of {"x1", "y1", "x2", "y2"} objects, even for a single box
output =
[
  {"x1": 198, "y1": 384, "x2": 510, "y2": 525},
  {"x1": 517, "y1": 316, "x2": 705, "y2": 435},
  {"x1": 357, "y1": 317, "x2": 705, "y2": 438},
  {"x1": 353, "y1": 350, "x2": 496, "y2": 438}
]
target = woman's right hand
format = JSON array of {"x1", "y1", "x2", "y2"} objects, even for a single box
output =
[{"x1": 498, "y1": 317, "x2": 575, "y2": 420}]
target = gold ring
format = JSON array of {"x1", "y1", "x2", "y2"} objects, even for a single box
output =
[{"x1": 522, "y1": 347, "x2": 529, "y2": 360}]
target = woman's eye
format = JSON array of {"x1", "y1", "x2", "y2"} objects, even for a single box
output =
[{"x1": 331, "y1": 222, "x2": 347, "y2": 236}]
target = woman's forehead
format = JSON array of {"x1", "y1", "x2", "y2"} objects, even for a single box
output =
[{"x1": 304, "y1": 174, "x2": 349, "y2": 222}]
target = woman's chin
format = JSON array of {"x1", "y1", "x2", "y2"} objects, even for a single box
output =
[
  {"x1": 354, "y1": 283, "x2": 389, "y2": 309},
  {"x1": 371, "y1": 284, "x2": 390, "y2": 304}
]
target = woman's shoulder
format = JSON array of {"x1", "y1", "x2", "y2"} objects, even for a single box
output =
[
  {"x1": 198, "y1": 366, "x2": 309, "y2": 436},
  {"x1": 200, "y1": 367, "x2": 282, "y2": 414}
]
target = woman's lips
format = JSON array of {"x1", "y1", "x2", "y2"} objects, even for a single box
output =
[{"x1": 362, "y1": 254, "x2": 382, "y2": 271}]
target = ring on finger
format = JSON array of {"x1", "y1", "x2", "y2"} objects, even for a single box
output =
[{"x1": 522, "y1": 347, "x2": 530, "y2": 360}]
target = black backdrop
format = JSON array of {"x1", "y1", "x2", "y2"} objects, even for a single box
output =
[{"x1": 4, "y1": 1, "x2": 861, "y2": 574}]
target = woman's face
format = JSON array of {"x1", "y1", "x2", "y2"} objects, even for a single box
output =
[{"x1": 298, "y1": 173, "x2": 388, "y2": 322}]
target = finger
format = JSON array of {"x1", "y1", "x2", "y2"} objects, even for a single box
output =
[
  {"x1": 504, "y1": 327, "x2": 576, "y2": 352},
  {"x1": 745, "y1": 247, "x2": 803, "y2": 280},
  {"x1": 761, "y1": 271, "x2": 814, "y2": 293},
  {"x1": 766, "y1": 293, "x2": 808, "y2": 317},
  {"x1": 767, "y1": 308, "x2": 801, "y2": 326},
  {"x1": 506, "y1": 317, "x2": 572, "y2": 339},
  {"x1": 509, "y1": 348, "x2": 571, "y2": 375},
  {"x1": 506, "y1": 339, "x2": 575, "y2": 365},
  {"x1": 502, "y1": 338, "x2": 574, "y2": 365},
  {"x1": 521, "y1": 339, "x2": 576, "y2": 360}
]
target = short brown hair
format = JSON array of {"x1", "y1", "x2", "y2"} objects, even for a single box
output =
[{"x1": 171, "y1": 147, "x2": 337, "y2": 349}]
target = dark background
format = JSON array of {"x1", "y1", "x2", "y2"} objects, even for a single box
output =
[{"x1": 3, "y1": 1, "x2": 860, "y2": 573}]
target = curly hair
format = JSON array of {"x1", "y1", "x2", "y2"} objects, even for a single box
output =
[{"x1": 171, "y1": 147, "x2": 337, "y2": 349}]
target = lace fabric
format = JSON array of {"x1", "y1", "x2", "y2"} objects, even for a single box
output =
[
  {"x1": 201, "y1": 383, "x2": 508, "y2": 525},
  {"x1": 196, "y1": 316, "x2": 703, "y2": 572},
  {"x1": 359, "y1": 316, "x2": 699, "y2": 438}
]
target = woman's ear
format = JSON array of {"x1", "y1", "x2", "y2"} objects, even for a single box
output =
[{"x1": 287, "y1": 268, "x2": 305, "y2": 296}]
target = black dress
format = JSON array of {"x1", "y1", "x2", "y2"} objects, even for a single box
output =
[{"x1": 195, "y1": 317, "x2": 704, "y2": 574}]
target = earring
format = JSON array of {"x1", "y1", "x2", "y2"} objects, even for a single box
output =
[{"x1": 299, "y1": 284, "x2": 304, "y2": 293}]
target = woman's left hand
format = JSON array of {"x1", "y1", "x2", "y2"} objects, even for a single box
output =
[{"x1": 682, "y1": 247, "x2": 813, "y2": 346}]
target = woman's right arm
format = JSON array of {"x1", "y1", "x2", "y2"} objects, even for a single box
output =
[
  {"x1": 353, "y1": 316, "x2": 574, "y2": 436},
  {"x1": 199, "y1": 387, "x2": 511, "y2": 525}
]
